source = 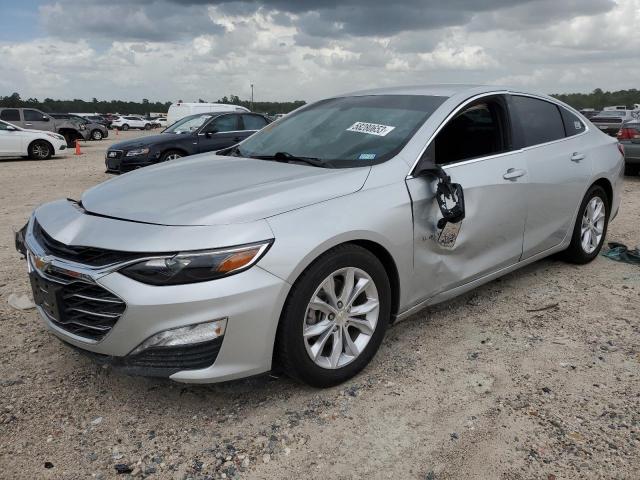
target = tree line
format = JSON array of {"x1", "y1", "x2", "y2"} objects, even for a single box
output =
[
  {"x1": 2, "y1": 88, "x2": 639, "y2": 115},
  {"x1": 0, "y1": 92, "x2": 306, "y2": 115}
]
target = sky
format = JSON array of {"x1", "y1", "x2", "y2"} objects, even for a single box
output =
[{"x1": 0, "y1": 0, "x2": 638, "y2": 103}]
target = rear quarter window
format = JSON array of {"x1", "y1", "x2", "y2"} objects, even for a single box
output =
[
  {"x1": 559, "y1": 108, "x2": 586, "y2": 137},
  {"x1": 510, "y1": 95, "x2": 565, "y2": 147}
]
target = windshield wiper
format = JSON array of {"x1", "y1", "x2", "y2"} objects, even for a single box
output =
[{"x1": 251, "y1": 151, "x2": 328, "y2": 168}]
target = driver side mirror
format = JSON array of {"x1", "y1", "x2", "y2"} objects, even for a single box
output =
[
  {"x1": 414, "y1": 142, "x2": 466, "y2": 227},
  {"x1": 205, "y1": 128, "x2": 218, "y2": 138},
  {"x1": 42, "y1": 116, "x2": 50, "y2": 122},
  {"x1": 6, "y1": 125, "x2": 17, "y2": 131}
]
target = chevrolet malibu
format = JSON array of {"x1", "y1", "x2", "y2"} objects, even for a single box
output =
[{"x1": 16, "y1": 85, "x2": 624, "y2": 387}]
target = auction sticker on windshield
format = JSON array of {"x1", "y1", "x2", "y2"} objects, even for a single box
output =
[{"x1": 347, "y1": 122, "x2": 396, "y2": 137}]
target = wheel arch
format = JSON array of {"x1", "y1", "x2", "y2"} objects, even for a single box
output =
[
  {"x1": 591, "y1": 177, "x2": 613, "y2": 207},
  {"x1": 27, "y1": 138, "x2": 54, "y2": 154},
  {"x1": 160, "y1": 147, "x2": 189, "y2": 159}
]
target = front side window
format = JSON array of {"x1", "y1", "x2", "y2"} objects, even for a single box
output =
[
  {"x1": 164, "y1": 114, "x2": 212, "y2": 134},
  {"x1": 0, "y1": 109, "x2": 20, "y2": 122},
  {"x1": 242, "y1": 114, "x2": 268, "y2": 131},
  {"x1": 432, "y1": 98, "x2": 509, "y2": 165},
  {"x1": 510, "y1": 96, "x2": 565, "y2": 147},
  {"x1": 235, "y1": 95, "x2": 446, "y2": 167},
  {"x1": 24, "y1": 109, "x2": 45, "y2": 121},
  {"x1": 209, "y1": 115, "x2": 239, "y2": 133}
]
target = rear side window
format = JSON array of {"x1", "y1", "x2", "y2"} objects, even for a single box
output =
[
  {"x1": 510, "y1": 96, "x2": 565, "y2": 147},
  {"x1": 0, "y1": 109, "x2": 20, "y2": 121},
  {"x1": 24, "y1": 109, "x2": 44, "y2": 121},
  {"x1": 242, "y1": 114, "x2": 268, "y2": 131},
  {"x1": 559, "y1": 108, "x2": 586, "y2": 137}
]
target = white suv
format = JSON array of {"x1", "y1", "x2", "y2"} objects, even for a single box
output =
[
  {"x1": 0, "y1": 120, "x2": 67, "y2": 159},
  {"x1": 111, "y1": 116, "x2": 152, "y2": 131}
]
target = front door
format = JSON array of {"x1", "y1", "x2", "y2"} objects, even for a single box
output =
[
  {"x1": 407, "y1": 95, "x2": 528, "y2": 306},
  {"x1": 0, "y1": 122, "x2": 23, "y2": 154},
  {"x1": 23, "y1": 109, "x2": 54, "y2": 132},
  {"x1": 197, "y1": 114, "x2": 242, "y2": 153}
]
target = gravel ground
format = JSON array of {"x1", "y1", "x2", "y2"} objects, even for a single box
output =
[{"x1": 0, "y1": 131, "x2": 639, "y2": 479}]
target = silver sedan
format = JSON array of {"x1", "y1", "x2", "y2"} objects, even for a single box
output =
[{"x1": 17, "y1": 85, "x2": 624, "y2": 387}]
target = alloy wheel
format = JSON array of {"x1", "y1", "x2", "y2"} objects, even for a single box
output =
[
  {"x1": 92, "y1": 130, "x2": 103, "y2": 140},
  {"x1": 165, "y1": 153, "x2": 182, "y2": 161},
  {"x1": 580, "y1": 196, "x2": 606, "y2": 254},
  {"x1": 303, "y1": 267, "x2": 379, "y2": 369},
  {"x1": 32, "y1": 143, "x2": 49, "y2": 159}
]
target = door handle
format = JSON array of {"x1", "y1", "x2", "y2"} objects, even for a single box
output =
[
  {"x1": 503, "y1": 168, "x2": 526, "y2": 180},
  {"x1": 571, "y1": 152, "x2": 585, "y2": 162},
  {"x1": 25, "y1": 123, "x2": 32, "y2": 126}
]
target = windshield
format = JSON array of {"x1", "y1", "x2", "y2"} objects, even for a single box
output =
[
  {"x1": 164, "y1": 114, "x2": 213, "y2": 134},
  {"x1": 234, "y1": 95, "x2": 446, "y2": 167}
]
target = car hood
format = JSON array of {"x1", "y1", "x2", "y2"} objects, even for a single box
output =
[
  {"x1": 81, "y1": 155, "x2": 370, "y2": 226},
  {"x1": 109, "y1": 133, "x2": 178, "y2": 150}
]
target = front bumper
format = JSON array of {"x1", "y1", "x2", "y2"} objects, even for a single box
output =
[
  {"x1": 22, "y1": 214, "x2": 290, "y2": 383},
  {"x1": 105, "y1": 151, "x2": 155, "y2": 173}
]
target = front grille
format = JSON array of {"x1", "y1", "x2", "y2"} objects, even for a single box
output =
[
  {"x1": 32, "y1": 220, "x2": 145, "y2": 267},
  {"x1": 30, "y1": 273, "x2": 126, "y2": 341},
  {"x1": 591, "y1": 117, "x2": 623, "y2": 124}
]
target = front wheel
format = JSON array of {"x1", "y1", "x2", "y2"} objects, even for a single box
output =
[
  {"x1": 275, "y1": 244, "x2": 391, "y2": 387},
  {"x1": 121, "y1": 124, "x2": 129, "y2": 131},
  {"x1": 91, "y1": 129, "x2": 103, "y2": 140},
  {"x1": 561, "y1": 185, "x2": 609, "y2": 264},
  {"x1": 28, "y1": 140, "x2": 52, "y2": 160},
  {"x1": 159, "y1": 150, "x2": 184, "y2": 162},
  {"x1": 144, "y1": 124, "x2": 151, "y2": 130}
]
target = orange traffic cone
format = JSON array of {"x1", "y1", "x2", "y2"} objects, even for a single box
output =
[{"x1": 74, "y1": 139, "x2": 82, "y2": 155}]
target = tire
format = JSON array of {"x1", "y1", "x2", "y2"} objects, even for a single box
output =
[
  {"x1": 159, "y1": 150, "x2": 184, "y2": 162},
  {"x1": 28, "y1": 140, "x2": 53, "y2": 160},
  {"x1": 561, "y1": 185, "x2": 610, "y2": 264},
  {"x1": 91, "y1": 129, "x2": 103, "y2": 140},
  {"x1": 63, "y1": 133, "x2": 75, "y2": 148},
  {"x1": 275, "y1": 244, "x2": 391, "y2": 387},
  {"x1": 144, "y1": 124, "x2": 151, "y2": 130},
  {"x1": 121, "y1": 124, "x2": 129, "y2": 131}
]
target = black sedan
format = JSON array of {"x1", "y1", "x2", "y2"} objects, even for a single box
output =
[{"x1": 105, "y1": 112, "x2": 271, "y2": 173}]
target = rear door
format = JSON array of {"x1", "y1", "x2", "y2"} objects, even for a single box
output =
[
  {"x1": 509, "y1": 95, "x2": 592, "y2": 259},
  {"x1": 23, "y1": 109, "x2": 54, "y2": 132},
  {"x1": 0, "y1": 109, "x2": 23, "y2": 128},
  {"x1": 407, "y1": 94, "x2": 528, "y2": 303},
  {"x1": 197, "y1": 114, "x2": 242, "y2": 153}
]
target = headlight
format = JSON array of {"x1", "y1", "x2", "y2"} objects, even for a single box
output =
[
  {"x1": 120, "y1": 241, "x2": 272, "y2": 285},
  {"x1": 126, "y1": 148, "x2": 150, "y2": 157},
  {"x1": 45, "y1": 132, "x2": 64, "y2": 141}
]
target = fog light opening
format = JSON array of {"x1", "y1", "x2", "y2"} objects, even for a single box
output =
[{"x1": 130, "y1": 318, "x2": 227, "y2": 356}]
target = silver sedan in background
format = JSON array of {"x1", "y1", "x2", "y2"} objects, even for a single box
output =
[{"x1": 16, "y1": 85, "x2": 624, "y2": 387}]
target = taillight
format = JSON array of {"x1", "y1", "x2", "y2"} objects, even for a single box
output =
[
  {"x1": 617, "y1": 127, "x2": 640, "y2": 140},
  {"x1": 618, "y1": 143, "x2": 625, "y2": 157}
]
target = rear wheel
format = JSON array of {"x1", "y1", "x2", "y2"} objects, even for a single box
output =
[
  {"x1": 28, "y1": 140, "x2": 52, "y2": 160},
  {"x1": 91, "y1": 129, "x2": 103, "y2": 140},
  {"x1": 275, "y1": 244, "x2": 391, "y2": 387},
  {"x1": 561, "y1": 185, "x2": 609, "y2": 264}
]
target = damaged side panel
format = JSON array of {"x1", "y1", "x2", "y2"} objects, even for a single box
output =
[{"x1": 405, "y1": 153, "x2": 527, "y2": 308}]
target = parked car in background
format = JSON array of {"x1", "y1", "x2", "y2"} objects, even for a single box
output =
[
  {"x1": 49, "y1": 114, "x2": 109, "y2": 141},
  {"x1": 18, "y1": 85, "x2": 623, "y2": 387},
  {"x1": 84, "y1": 115, "x2": 112, "y2": 129},
  {"x1": 144, "y1": 116, "x2": 162, "y2": 128},
  {"x1": 589, "y1": 110, "x2": 637, "y2": 136},
  {"x1": 111, "y1": 116, "x2": 153, "y2": 131},
  {"x1": 579, "y1": 109, "x2": 599, "y2": 120},
  {"x1": 0, "y1": 119, "x2": 67, "y2": 160},
  {"x1": 156, "y1": 117, "x2": 168, "y2": 128},
  {"x1": 0, "y1": 108, "x2": 86, "y2": 147},
  {"x1": 105, "y1": 112, "x2": 271, "y2": 173},
  {"x1": 617, "y1": 120, "x2": 640, "y2": 175},
  {"x1": 167, "y1": 102, "x2": 250, "y2": 125}
]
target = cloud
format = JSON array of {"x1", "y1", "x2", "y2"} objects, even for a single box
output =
[{"x1": 1, "y1": 0, "x2": 637, "y2": 103}]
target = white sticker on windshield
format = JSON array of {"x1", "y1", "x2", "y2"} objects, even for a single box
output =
[
  {"x1": 347, "y1": 122, "x2": 395, "y2": 137},
  {"x1": 574, "y1": 121, "x2": 582, "y2": 130}
]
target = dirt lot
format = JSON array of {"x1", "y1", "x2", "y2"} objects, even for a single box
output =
[{"x1": 0, "y1": 131, "x2": 639, "y2": 479}]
